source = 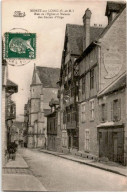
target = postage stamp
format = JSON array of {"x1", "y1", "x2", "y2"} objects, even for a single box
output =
[{"x1": 5, "y1": 32, "x2": 36, "y2": 59}]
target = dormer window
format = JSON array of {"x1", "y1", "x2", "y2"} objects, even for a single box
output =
[{"x1": 105, "y1": 1, "x2": 125, "y2": 24}]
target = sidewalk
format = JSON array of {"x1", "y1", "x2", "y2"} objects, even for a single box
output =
[
  {"x1": 40, "y1": 149, "x2": 127, "y2": 177},
  {"x1": 5, "y1": 153, "x2": 28, "y2": 168},
  {"x1": 2, "y1": 151, "x2": 46, "y2": 192}
]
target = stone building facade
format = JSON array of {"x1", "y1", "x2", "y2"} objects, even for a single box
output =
[
  {"x1": 98, "y1": 74, "x2": 126, "y2": 165},
  {"x1": 6, "y1": 79, "x2": 18, "y2": 150},
  {"x1": 46, "y1": 98, "x2": 61, "y2": 152},
  {"x1": 27, "y1": 65, "x2": 60, "y2": 148},
  {"x1": 23, "y1": 102, "x2": 29, "y2": 147},
  {"x1": 59, "y1": 11, "x2": 103, "y2": 154},
  {"x1": 75, "y1": 1, "x2": 126, "y2": 163},
  {"x1": 58, "y1": 1, "x2": 126, "y2": 165}
]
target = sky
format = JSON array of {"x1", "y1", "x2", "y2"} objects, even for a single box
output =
[{"x1": 2, "y1": 0, "x2": 117, "y2": 121}]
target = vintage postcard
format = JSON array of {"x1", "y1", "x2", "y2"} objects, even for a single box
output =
[{"x1": 1, "y1": 0, "x2": 127, "y2": 192}]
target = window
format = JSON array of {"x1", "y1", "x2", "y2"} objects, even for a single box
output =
[
  {"x1": 81, "y1": 103, "x2": 86, "y2": 122},
  {"x1": 71, "y1": 112, "x2": 76, "y2": 122},
  {"x1": 62, "y1": 132, "x2": 67, "y2": 147},
  {"x1": 82, "y1": 77, "x2": 85, "y2": 94},
  {"x1": 84, "y1": 129, "x2": 90, "y2": 152},
  {"x1": 90, "y1": 69, "x2": 94, "y2": 89},
  {"x1": 54, "y1": 119, "x2": 56, "y2": 132},
  {"x1": 63, "y1": 111, "x2": 66, "y2": 124},
  {"x1": 90, "y1": 99, "x2": 94, "y2": 120},
  {"x1": 101, "y1": 103, "x2": 107, "y2": 122},
  {"x1": 49, "y1": 121, "x2": 52, "y2": 133},
  {"x1": 71, "y1": 87, "x2": 75, "y2": 97},
  {"x1": 112, "y1": 99, "x2": 121, "y2": 121},
  {"x1": 67, "y1": 113, "x2": 71, "y2": 122}
]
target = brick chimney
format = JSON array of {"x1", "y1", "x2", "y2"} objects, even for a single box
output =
[{"x1": 83, "y1": 8, "x2": 92, "y2": 50}]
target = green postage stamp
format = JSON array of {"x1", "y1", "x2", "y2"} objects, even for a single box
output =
[{"x1": 5, "y1": 32, "x2": 36, "y2": 59}]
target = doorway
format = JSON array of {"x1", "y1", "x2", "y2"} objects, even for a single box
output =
[{"x1": 113, "y1": 134, "x2": 118, "y2": 162}]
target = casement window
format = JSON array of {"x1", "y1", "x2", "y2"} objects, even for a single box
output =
[
  {"x1": 50, "y1": 121, "x2": 52, "y2": 132},
  {"x1": 67, "y1": 113, "x2": 71, "y2": 122},
  {"x1": 101, "y1": 103, "x2": 107, "y2": 122},
  {"x1": 71, "y1": 87, "x2": 75, "y2": 97},
  {"x1": 111, "y1": 99, "x2": 121, "y2": 121},
  {"x1": 90, "y1": 68, "x2": 94, "y2": 89},
  {"x1": 84, "y1": 129, "x2": 90, "y2": 152},
  {"x1": 90, "y1": 99, "x2": 95, "y2": 120},
  {"x1": 81, "y1": 103, "x2": 86, "y2": 122},
  {"x1": 62, "y1": 132, "x2": 67, "y2": 147},
  {"x1": 82, "y1": 77, "x2": 85, "y2": 94},
  {"x1": 63, "y1": 111, "x2": 66, "y2": 124},
  {"x1": 71, "y1": 112, "x2": 76, "y2": 122},
  {"x1": 54, "y1": 119, "x2": 56, "y2": 132}
]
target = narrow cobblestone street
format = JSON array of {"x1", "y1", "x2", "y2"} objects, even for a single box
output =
[{"x1": 21, "y1": 148, "x2": 127, "y2": 192}]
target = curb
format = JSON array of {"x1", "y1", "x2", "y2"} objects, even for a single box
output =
[
  {"x1": 3, "y1": 153, "x2": 47, "y2": 192},
  {"x1": 40, "y1": 150, "x2": 127, "y2": 177},
  {"x1": 3, "y1": 167, "x2": 29, "y2": 169}
]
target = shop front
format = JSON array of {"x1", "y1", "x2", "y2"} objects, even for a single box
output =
[{"x1": 98, "y1": 125, "x2": 124, "y2": 164}]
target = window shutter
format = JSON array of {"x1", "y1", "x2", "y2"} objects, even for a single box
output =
[
  {"x1": 99, "y1": 105, "x2": 102, "y2": 123},
  {"x1": 111, "y1": 101, "x2": 113, "y2": 121},
  {"x1": 81, "y1": 104, "x2": 83, "y2": 122},
  {"x1": 118, "y1": 98, "x2": 121, "y2": 121},
  {"x1": 104, "y1": 103, "x2": 107, "y2": 122}
]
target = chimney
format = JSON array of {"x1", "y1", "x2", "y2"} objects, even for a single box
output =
[{"x1": 83, "y1": 8, "x2": 92, "y2": 50}]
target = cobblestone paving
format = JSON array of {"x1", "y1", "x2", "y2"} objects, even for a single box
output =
[{"x1": 2, "y1": 168, "x2": 32, "y2": 175}]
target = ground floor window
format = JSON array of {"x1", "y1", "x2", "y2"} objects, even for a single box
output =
[
  {"x1": 62, "y1": 132, "x2": 67, "y2": 147},
  {"x1": 84, "y1": 129, "x2": 90, "y2": 152}
]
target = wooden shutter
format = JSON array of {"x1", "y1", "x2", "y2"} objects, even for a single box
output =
[
  {"x1": 104, "y1": 103, "x2": 107, "y2": 122},
  {"x1": 118, "y1": 99, "x2": 121, "y2": 121},
  {"x1": 99, "y1": 105, "x2": 102, "y2": 123},
  {"x1": 111, "y1": 101, "x2": 113, "y2": 121}
]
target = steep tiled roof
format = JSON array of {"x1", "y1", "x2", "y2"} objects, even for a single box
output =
[
  {"x1": 7, "y1": 79, "x2": 18, "y2": 87},
  {"x1": 90, "y1": 27, "x2": 104, "y2": 42},
  {"x1": 98, "y1": 74, "x2": 126, "y2": 97},
  {"x1": 66, "y1": 24, "x2": 83, "y2": 55},
  {"x1": 66, "y1": 24, "x2": 104, "y2": 55},
  {"x1": 36, "y1": 66, "x2": 60, "y2": 88},
  {"x1": 6, "y1": 79, "x2": 18, "y2": 93}
]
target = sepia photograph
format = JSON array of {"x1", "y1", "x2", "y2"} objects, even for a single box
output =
[{"x1": 1, "y1": 0, "x2": 127, "y2": 192}]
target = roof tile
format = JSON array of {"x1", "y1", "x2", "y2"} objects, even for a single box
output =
[
  {"x1": 36, "y1": 66, "x2": 60, "y2": 88},
  {"x1": 66, "y1": 24, "x2": 104, "y2": 55}
]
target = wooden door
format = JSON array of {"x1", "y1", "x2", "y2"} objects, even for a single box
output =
[
  {"x1": 99, "y1": 132, "x2": 103, "y2": 157},
  {"x1": 113, "y1": 135, "x2": 118, "y2": 162}
]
